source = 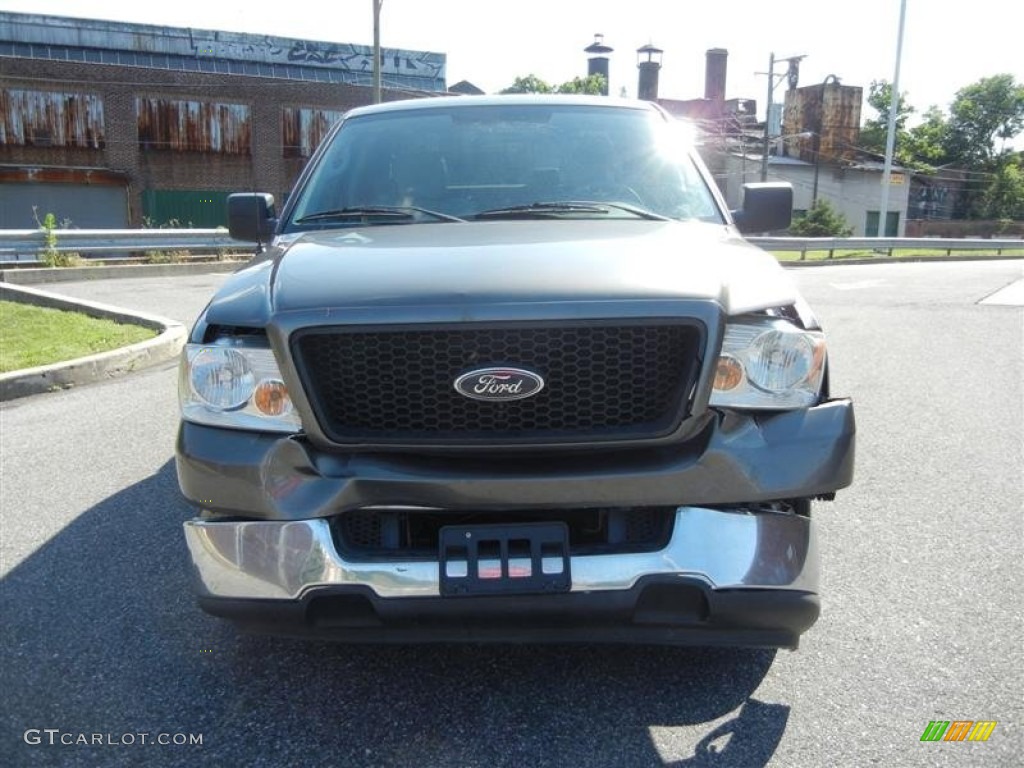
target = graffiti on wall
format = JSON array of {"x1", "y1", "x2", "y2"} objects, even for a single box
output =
[{"x1": 187, "y1": 32, "x2": 445, "y2": 83}]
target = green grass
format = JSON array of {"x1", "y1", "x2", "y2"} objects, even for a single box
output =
[
  {"x1": 772, "y1": 248, "x2": 1024, "y2": 262},
  {"x1": 0, "y1": 301, "x2": 156, "y2": 373}
]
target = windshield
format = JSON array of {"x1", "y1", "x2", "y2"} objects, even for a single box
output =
[{"x1": 285, "y1": 103, "x2": 724, "y2": 230}]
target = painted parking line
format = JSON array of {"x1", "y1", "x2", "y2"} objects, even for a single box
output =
[{"x1": 979, "y1": 279, "x2": 1024, "y2": 306}]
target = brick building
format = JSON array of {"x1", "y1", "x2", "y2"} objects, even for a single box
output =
[{"x1": 0, "y1": 12, "x2": 446, "y2": 228}]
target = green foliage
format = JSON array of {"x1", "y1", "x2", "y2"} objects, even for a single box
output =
[
  {"x1": 975, "y1": 156, "x2": 1024, "y2": 219},
  {"x1": 500, "y1": 74, "x2": 553, "y2": 94},
  {"x1": 861, "y1": 80, "x2": 914, "y2": 153},
  {"x1": 501, "y1": 73, "x2": 606, "y2": 95},
  {"x1": 944, "y1": 74, "x2": 1024, "y2": 167},
  {"x1": 32, "y1": 207, "x2": 81, "y2": 267},
  {"x1": 142, "y1": 216, "x2": 192, "y2": 229},
  {"x1": 144, "y1": 250, "x2": 192, "y2": 264},
  {"x1": 789, "y1": 201, "x2": 853, "y2": 237},
  {"x1": 555, "y1": 74, "x2": 606, "y2": 95},
  {"x1": 905, "y1": 106, "x2": 950, "y2": 166},
  {"x1": 861, "y1": 80, "x2": 947, "y2": 170},
  {"x1": 861, "y1": 75, "x2": 1023, "y2": 219}
]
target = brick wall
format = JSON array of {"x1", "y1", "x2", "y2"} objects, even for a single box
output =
[
  {"x1": 1, "y1": 57, "x2": 426, "y2": 224},
  {"x1": 905, "y1": 219, "x2": 1024, "y2": 238}
]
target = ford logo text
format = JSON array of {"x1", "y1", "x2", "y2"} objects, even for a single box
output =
[{"x1": 453, "y1": 367, "x2": 545, "y2": 402}]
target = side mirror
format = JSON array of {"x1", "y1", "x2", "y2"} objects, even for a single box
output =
[
  {"x1": 732, "y1": 182, "x2": 792, "y2": 234},
  {"x1": 227, "y1": 193, "x2": 277, "y2": 243}
]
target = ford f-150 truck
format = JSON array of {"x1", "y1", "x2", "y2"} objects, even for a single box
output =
[{"x1": 176, "y1": 95, "x2": 855, "y2": 647}]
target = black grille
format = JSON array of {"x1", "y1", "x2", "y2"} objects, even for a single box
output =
[
  {"x1": 337, "y1": 507, "x2": 675, "y2": 558},
  {"x1": 293, "y1": 322, "x2": 702, "y2": 445}
]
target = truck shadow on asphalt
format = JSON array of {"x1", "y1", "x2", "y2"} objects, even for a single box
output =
[{"x1": 2, "y1": 461, "x2": 788, "y2": 767}]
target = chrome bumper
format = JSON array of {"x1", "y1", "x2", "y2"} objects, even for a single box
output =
[{"x1": 184, "y1": 506, "x2": 818, "y2": 601}]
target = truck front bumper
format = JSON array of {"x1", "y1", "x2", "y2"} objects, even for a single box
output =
[
  {"x1": 177, "y1": 399, "x2": 853, "y2": 646},
  {"x1": 176, "y1": 399, "x2": 855, "y2": 520},
  {"x1": 185, "y1": 506, "x2": 820, "y2": 647}
]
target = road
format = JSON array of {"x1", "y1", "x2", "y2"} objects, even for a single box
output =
[{"x1": 1, "y1": 261, "x2": 1021, "y2": 767}]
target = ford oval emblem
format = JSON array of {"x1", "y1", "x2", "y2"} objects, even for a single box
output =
[{"x1": 454, "y1": 367, "x2": 545, "y2": 402}]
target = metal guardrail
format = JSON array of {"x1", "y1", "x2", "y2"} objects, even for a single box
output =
[
  {"x1": 0, "y1": 229, "x2": 252, "y2": 261},
  {"x1": 748, "y1": 236, "x2": 1024, "y2": 259},
  {"x1": 0, "y1": 229, "x2": 1021, "y2": 263}
]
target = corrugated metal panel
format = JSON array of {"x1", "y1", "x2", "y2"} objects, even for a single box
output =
[
  {"x1": 142, "y1": 190, "x2": 230, "y2": 228},
  {"x1": 0, "y1": 88, "x2": 105, "y2": 148},
  {"x1": 282, "y1": 107, "x2": 344, "y2": 158},
  {"x1": 136, "y1": 98, "x2": 251, "y2": 154},
  {"x1": 783, "y1": 83, "x2": 862, "y2": 164}
]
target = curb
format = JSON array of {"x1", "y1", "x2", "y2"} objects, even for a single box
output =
[
  {"x1": 0, "y1": 260, "x2": 245, "y2": 285},
  {"x1": 780, "y1": 254, "x2": 1024, "y2": 267},
  {"x1": 0, "y1": 283, "x2": 186, "y2": 401}
]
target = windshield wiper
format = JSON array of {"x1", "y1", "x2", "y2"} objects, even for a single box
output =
[
  {"x1": 472, "y1": 201, "x2": 670, "y2": 221},
  {"x1": 295, "y1": 206, "x2": 466, "y2": 224}
]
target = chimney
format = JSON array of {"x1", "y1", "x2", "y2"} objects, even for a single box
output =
[
  {"x1": 704, "y1": 48, "x2": 728, "y2": 102},
  {"x1": 636, "y1": 44, "x2": 663, "y2": 102},
  {"x1": 584, "y1": 34, "x2": 613, "y2": 96}
]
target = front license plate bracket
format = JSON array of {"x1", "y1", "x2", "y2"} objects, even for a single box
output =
[{"x1": 439, "y1": 522, "x2": 571, "y2": 597}]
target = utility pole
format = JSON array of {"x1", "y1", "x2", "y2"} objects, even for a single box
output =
[
  {"x1": 760, "y1": 53, "x2": 775, "y2": 182},
  {"x1": 878, "y1": 0, "x2": 907, "y2": 236},
  {"x1": 759, "y1": 53, "x2": 805, "y2": 182},
  {"x1": 372, "y1": 0, "x2": 383, "y2": 104}
]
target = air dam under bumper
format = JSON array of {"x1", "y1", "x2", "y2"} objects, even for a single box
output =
[{"x1": 184, "y1": 506, "x2": 820, "y2": 646}]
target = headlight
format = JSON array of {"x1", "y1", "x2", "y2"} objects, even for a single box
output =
[
  {"x1": 709, "y1": 319, "x2": 825, "y2": 410},
  {"x1": 179, "y1": 343, "x2": 301, "y2": 433}
]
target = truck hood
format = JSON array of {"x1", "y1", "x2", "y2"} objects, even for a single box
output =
[{"x1": 204, "y1": 220, "x2": 798, "y2": 328}]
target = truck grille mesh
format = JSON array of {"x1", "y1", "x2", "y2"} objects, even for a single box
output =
[{"x1": 292, "y1": 322, "x2": 701, "y2": 444}]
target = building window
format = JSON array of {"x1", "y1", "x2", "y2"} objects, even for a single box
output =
[
  {"x1": 0, "y1": 89, "x2": 105, "y2": 148},
  {"x1": 136, "y1": 98, "x2": 252, "y2": 154},
  {"x1": 282, "y1": 107, "x2": 344, "y2": 158}
]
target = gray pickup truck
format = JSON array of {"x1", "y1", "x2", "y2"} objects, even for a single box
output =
[{"x1": 176, "y1": 95, "x2": 855, "y2": 648}]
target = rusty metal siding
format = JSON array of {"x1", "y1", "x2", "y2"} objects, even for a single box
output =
[
  {"x1": 282, "y1": 107, "x2": 344, "y2": 158},
  {"x1": 136, "y1": 98, "x2": 251, "y2": 154},
  {"x1": 783, "y1": 83, "x2": 862, "y2": 164},
  {"x1": 0, "y1": 88, "x2": 105, "y2": 148}
]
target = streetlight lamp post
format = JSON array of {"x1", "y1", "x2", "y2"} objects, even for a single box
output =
[
  {"x1": 372, "y1": 0, "x2": 383, "y2": 104},
  {"x1": 878, "y1": 0, "x2": 908, "y2": 236}
]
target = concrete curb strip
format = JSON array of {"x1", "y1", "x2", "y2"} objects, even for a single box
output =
[
  {"x1": 0, "y1": 259, "x2": 244, "y2": 285},
  {"x1": 0, "y1": 282, "x2": 186, "y2": 401}
]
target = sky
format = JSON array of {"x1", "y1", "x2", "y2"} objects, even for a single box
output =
[{"x1": 2, "y1": 0, "x2": 1022, "y2": 128}]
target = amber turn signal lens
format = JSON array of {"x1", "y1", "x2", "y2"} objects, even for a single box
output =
[
  {"x1": 253, "y1": 379, "x2": 292, "y2": 416},
  {"x1": 713, "y1": 355, "x2": 744, "y2": 391}
]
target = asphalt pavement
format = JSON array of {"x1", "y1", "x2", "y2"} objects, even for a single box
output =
[{"x1": 1, "y1": 261, "x2": 1021, "y2": 767}]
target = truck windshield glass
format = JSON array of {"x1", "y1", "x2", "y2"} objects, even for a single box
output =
[{"x1": 286, "y1": 104, "x2": 724, "y2": 230}]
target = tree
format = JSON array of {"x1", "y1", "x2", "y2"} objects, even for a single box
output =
[
  {"x1": 789, "y1": 200, "x2": 853, "y2": 237},
  {"x1": 555, "y1": 74, "x2": 606, "y2": 95},
  {"x1": 501, "y1": 73, "x2": 606, "y2": 96},
  {"x1": 976, "y1": 155, "x2": 1024, "y2": 219},
  {"x1": 943, "y1": 74, "x2": 1024, "y2": 167},
  {"x1": 860, "y1": 80, "x2": 952, "y2": 170},
  {"x1": 904, "y1": 105, "x2": 950, "y2": 167},
  {"x1": 500, "y1": 74, "x2": 553, "y2": 94},
  {"x1": 861, "y1": 79, "x2": 914, "y2": 155}
]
